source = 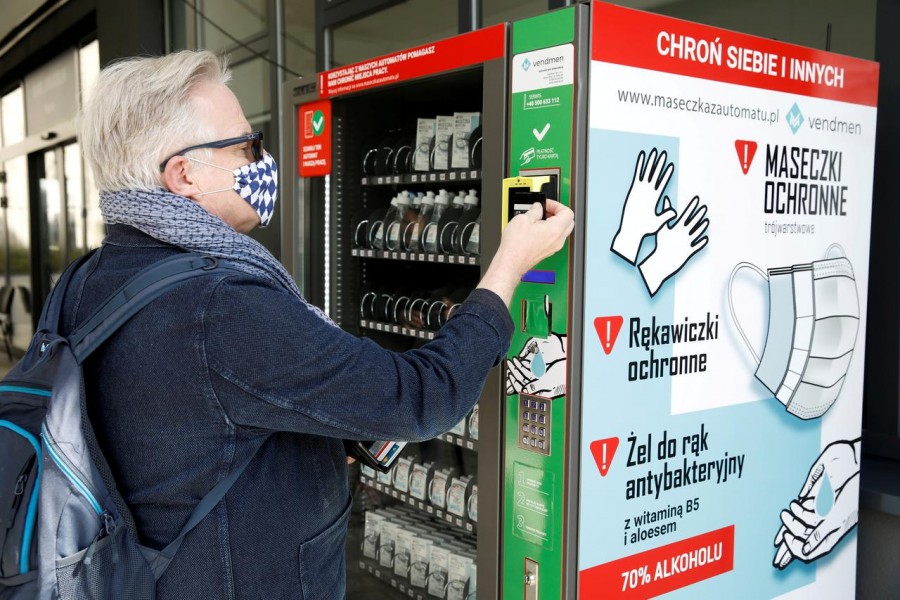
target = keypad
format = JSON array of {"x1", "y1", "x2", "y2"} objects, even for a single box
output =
[{"x1": 517, "y1": 393, "x2": 551, "y2": 455}]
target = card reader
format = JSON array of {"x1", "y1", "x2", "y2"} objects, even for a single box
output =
[{"x1": 501, "y1": 176, "x2": 552, "y2": 229}]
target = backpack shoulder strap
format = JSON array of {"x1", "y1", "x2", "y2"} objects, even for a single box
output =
[
  {"x1": 38, "y1": 249, "x2": 100, "y2": 334},
  {"x1": 63, "y1": 251, "x2": 260, "y2": 578},
  {"x1": 158, "y1": 446, "x2": 260, "y2": 563},
  {"x1": 68, "y1": 253, "x2": 239, "y2": 363}
]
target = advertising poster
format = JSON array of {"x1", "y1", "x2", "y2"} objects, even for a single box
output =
[{"x1": 578, "y1": 3, "x2": 878, "y2": 599}]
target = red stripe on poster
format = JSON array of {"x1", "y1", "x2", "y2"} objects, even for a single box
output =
[
  {"x1": 319, "y1": 24, "x2": 506, "y2": 99},
  {"x1": 579, "y1": 525, "x2": 735, "y2": 599},
  {"x1": 592, "y1": 2, "x2": 878, "y2": 106}
]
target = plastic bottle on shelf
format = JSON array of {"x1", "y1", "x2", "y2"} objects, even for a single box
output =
[
  {"x1": 463, "y1": 215, "x2": 481, "y2": 256},
  {"x1": 452, "y1": 189, "x2": 480, "y2": 254},
  {"x1": 407, "y1": 191, "x2": 434, "y2": 252},
  {"x1": 422, "y1": 190, "x2": 450, "y2": 253},
  {"x1": 370, "y1": 195, "x2": 399, "y2": 250},
  {"x1": 437, "y1": 192, "x2": 465, "y2": 254},
  {"x1": 385, "y1": 191, "x2": 412, "y2": 251},
  {"x1": 400, "y1": 191, "x2": 421, "y2": 250}
]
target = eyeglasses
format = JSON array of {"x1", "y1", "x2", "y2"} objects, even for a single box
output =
[{"x1": 159, "y1": 131, "x2": 264, "y2": 171}]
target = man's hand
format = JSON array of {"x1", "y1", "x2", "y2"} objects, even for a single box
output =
[{"x1": 478, "y1": 199, "x2": 574, "y2": 306}]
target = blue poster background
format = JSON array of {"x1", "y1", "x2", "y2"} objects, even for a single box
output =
[{"x1": 577, "y1": 129, "x2": 834, "y2": 597}]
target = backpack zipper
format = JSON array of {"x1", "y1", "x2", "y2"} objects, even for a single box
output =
[
  {"x1": 42, "y1": 422, "x2": 119, "y2": 575},
  {"x1": 5, "y1": 454, "x2": 35, "y2": 528},
  {"x1": 41, "y1": 423, "x2": 103, "y2": 516},
  {"x1": 0, "y1": 419, "x2": 42, "y2": 574},
  {"x1": 0, "y1": 385, "x2": 51, "y2": 398}
]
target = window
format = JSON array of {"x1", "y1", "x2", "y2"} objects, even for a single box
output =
[
  {"x1": 483, "y1": 0, "x2": 548, "y2": 28},
  {"x1": 283, "y1": 0, "x2": 316, "y2": 79},
  {"x1": 331, "y1": 0, "x2": 457, "y2": 68},
  {"x1": 1, "y1": 87, "x2": 25, "y2": 147},
  {"x1": 202, "y1": 0, "x2": 267, "y2": 52}
]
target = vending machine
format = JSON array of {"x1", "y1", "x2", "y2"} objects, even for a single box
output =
[
  {"x1": 283, "y1": 23, "x2": 510, "y2": 600},
  {"x1": 500, "y1": 3, "x2": 878, "y2": 600},
  {"x1": 286, "y1": 3, "x2": 878, "y2": 599}
]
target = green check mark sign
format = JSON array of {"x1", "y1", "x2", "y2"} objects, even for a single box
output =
[{"x1": 312, "y1": 110, "x2": 325, "y2": 136}]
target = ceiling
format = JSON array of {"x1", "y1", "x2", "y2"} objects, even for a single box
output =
[{"x1": 0, "y1": 0, "x2": 49, "y2": 47}]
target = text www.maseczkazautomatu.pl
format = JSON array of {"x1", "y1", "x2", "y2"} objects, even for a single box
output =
[{"x1": 616, "y1": 89, "x2": 779, "y2": 125}]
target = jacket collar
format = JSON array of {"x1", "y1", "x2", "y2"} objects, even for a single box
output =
[{"x1": 103, "y1": 224, "x2": 181, "y2": 250}]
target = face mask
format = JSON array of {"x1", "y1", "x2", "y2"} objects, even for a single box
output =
[
  {"x1": 728, "y1": 245, "x2": 860, "y2": 420},
  {"x1": 193, "y1": 153, "x2": 278, "y2": 228}
]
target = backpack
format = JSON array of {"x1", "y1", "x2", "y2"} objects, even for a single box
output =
[{"x1": 0, "y1": 251, "x2": 257, "y2": 599}]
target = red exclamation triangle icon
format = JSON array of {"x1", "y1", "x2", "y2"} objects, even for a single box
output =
[
  {"x1": 734, "y1": 140, "x2": 758, "y2": 175},
  {"x1": 590, "y1": 438, "x2": 619, "y2": 477},
  {"x1": 593, "y1": 316, "x2": 624, "y2": 355}
]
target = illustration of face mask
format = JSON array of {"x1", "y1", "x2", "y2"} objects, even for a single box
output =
[
  {"x1": 728, "y1": 245, "x2": 859, "y2": 420},
  {"x1": 193, "y1": 153, "x2": 279, "y2": 227}
]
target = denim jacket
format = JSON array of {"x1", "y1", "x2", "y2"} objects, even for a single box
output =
[{"x1": 60, "y1": 225, "x2": 513, "y2": 599}]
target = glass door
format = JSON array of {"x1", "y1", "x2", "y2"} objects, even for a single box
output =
[{"x1": 32, "y1": 140, "x2": 102, "y2": 314}]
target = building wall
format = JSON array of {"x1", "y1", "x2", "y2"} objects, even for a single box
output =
[{"x1": 857, "y1": 509, "x2": 900, "y2": 598}]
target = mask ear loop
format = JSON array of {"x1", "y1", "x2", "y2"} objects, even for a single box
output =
[
  {"x1": 825, "y1": 243, "x2": 846, "y2": 259},
  {"x1": 728, "y1": 262, "x2": 767, "y2": 366}
]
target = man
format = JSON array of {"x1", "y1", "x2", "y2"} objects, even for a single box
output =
[{"x1": 68, "y1": 50, "x2": 573, "y2": 598}]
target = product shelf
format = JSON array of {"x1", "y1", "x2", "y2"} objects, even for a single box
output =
[
  {"x1": 351, "y1": 247, "x2": 479, "y2": 266},
  {"x1": 438, "y1": 430, "x2": 478, "y2": 452},
  {"x1": 360, "y1": 475, "x2": 477, "y2": 535},
  {"x1": 360, "y1": 318, "x2": 437, "y2": 340},
  {"x1": 361, "y1": 169, "x2": 481, "y2": 186},
  {"x1": 357, "y1": 557, "x2": 429, "y2": 600}
]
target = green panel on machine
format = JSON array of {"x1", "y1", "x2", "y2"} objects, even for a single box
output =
[{"x1": 503, "y1": 6, "x2": 575, "y2": 600}]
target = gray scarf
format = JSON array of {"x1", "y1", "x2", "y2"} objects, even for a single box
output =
[{"x1": 100, "y1": 188, "x2": 335, "y2": 325}]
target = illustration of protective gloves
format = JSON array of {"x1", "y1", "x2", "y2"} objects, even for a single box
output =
[
  {"x1": 610, "y1": 148, "x2": 677, "y2": 265},
  {"x1": 772, "y1": 439, "x2": 861, "y2": 569},
  {"x1": 505, "y1": 333, "x2": 567, "y2": 398},
  {"x1": 638, "y1": 196, "x2": 709, "y2": 296}
]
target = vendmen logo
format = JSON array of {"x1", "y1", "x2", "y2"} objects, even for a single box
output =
[
  {"x1": 786, "y1": 102, "x2": 804, "y2": 134},
  {"x1": 522, "y1": 57, "x2": 531, "y2": 71}
]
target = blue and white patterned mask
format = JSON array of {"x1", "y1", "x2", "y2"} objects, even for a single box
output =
[{"x1": 193, "y1": 153, "x2": 279, "y2": 228}]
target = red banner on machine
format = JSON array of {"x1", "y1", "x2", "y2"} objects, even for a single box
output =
[
  {"x1": 579, "y1": 526, "x2": 735, "y2": 598},
  {"x1": 592, "y1": 1, "x2": 878, "y2": 106},
  {"x1": 318, "y1": 24, "x2": 506, "y2": 98}
]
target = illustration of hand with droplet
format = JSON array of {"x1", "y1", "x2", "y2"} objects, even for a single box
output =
[
  {"x1": 772, "y1": 438, "x2": 861, "y2": 569},
  {"x1": 505, "y1": 333, "x2": 567, "y2": 398}
]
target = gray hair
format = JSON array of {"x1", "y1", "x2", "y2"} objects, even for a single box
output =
[{"x1": 79, "y1": 50, "x2": 231, "y2": 192}]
